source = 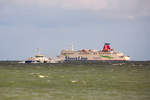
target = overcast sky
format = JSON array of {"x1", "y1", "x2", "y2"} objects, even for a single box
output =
[{"x1": 0, "y1": 0, "x2": 150, "y2": 60}]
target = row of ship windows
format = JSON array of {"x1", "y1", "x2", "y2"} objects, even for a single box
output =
[{"x1": 79, "y1": 52, "x2": 116, "y2": 55}]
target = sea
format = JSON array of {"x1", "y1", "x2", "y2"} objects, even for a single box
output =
[{"x1": 0, "y1": 61, "x2": 150, "y2": 100}]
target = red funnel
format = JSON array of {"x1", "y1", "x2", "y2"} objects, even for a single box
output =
[{"x1": 103, "y1": 43, "x2": 111, "y2": 51}]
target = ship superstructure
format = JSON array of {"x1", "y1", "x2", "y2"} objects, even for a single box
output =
[{"x1": 60, "y1": 43, "x2": 130, "y2": 61}]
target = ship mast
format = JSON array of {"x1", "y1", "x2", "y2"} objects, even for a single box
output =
[
  {"x1": 70, "y1": 41, "x2": 74, "y2": 51},
  {"x1": 37, "y1": 48, "x2": 40, "y2": 55}
]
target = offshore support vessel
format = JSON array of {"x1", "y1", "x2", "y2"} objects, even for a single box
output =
[
  {"x1": 19, "y1": 49, "x2": 51, "y2": 63},
  {"x1": 58, "y1": 43, "x2": 130, "y2": 62}
]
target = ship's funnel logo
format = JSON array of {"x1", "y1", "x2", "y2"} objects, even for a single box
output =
[{"x1": 103, "y1": 43, "x2": 111, "y2": 51}]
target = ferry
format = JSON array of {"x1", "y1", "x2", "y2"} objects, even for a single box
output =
[{"x1": 59, "y1": 43, "x2": 130, "y2": 62}]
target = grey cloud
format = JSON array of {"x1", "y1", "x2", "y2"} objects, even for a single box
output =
[{"x1": 0, "y1": 0, "x2": 150, "y2": 18}]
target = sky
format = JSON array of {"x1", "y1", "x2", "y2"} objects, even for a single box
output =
[{"x1": 0, "y1": 0, "x2": 150, "y2": 61}]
